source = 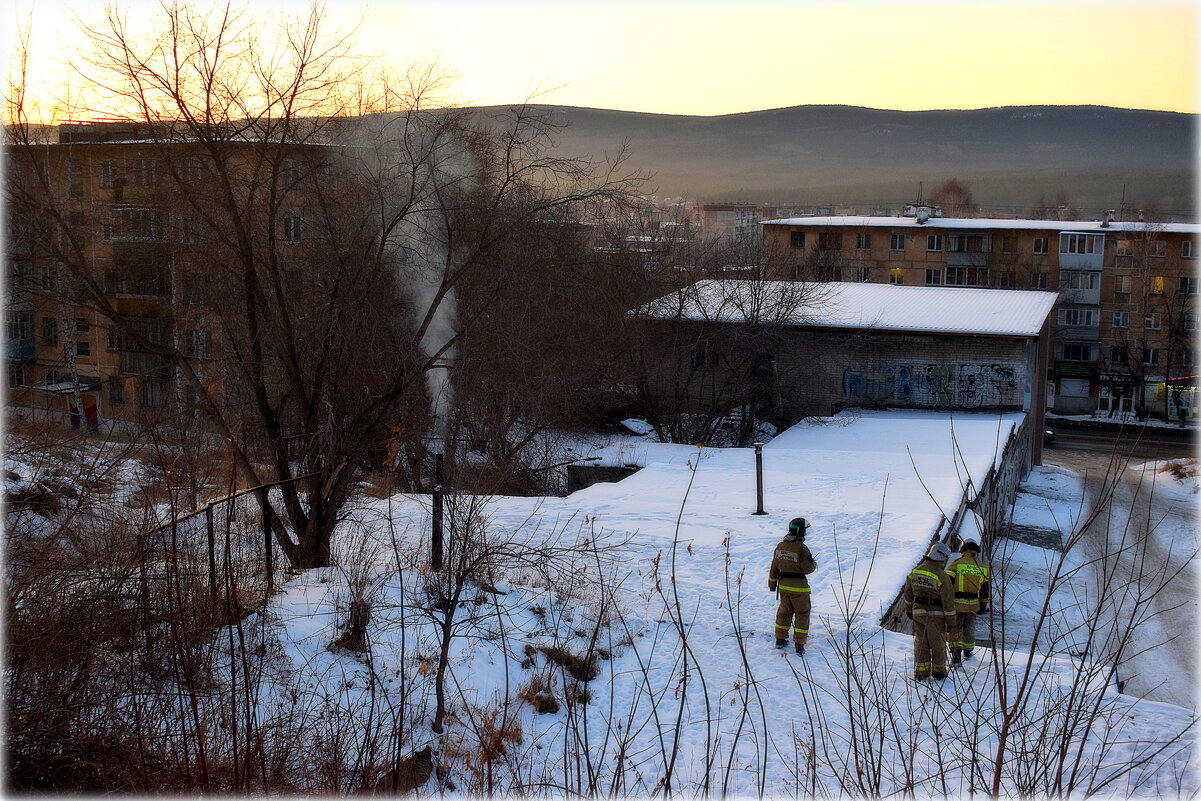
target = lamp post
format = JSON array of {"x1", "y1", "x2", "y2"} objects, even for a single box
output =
[{"x1": 752, "y1": 441, "x2": 767, "y2": 515}]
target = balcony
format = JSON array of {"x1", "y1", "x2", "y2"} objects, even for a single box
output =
[{"x1": 5, "y1": 337, "x2": 34, "y2": 363}]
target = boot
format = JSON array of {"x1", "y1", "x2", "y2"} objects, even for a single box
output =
[
  {"x1": 951, "y1": 648, "x2": 962, "y2": 666},
  {"x1": 775, "y1": 638, "x2": 786, "y2": 649},
  {"x1": 794, "y1": 642, "x2": 805, "y2": 657},
  {"x1": 962, "y1": 648, "x2": 973, "y2": 660}
]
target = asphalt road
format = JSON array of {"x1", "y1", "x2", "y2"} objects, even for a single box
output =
[
  {"x1": 1045, "y1": 424, "x2": 1195, "y2": 461},
  {"x1": 1041, "y1": 427, "x2": 1198, "y2": 709}
]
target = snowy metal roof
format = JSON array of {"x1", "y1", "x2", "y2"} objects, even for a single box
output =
[
  {"x1": 640, "y1": 280, "x2": 1058, "y2": 337},
  {"x1": 761, "y1": 215, "x2": 1201, "y2": 235}
]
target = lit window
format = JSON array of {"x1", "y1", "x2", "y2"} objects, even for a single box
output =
[
  {"x1": 889, "y1": 267, "x2": 904, "y2": 285},
  {"x1": 1150, "y1": 276, "x2": 1164, "y2": 294}
]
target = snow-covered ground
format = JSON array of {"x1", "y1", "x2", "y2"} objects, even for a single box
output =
[{"x1": 239, "y1": 410, "x2": 1196, "y2": 795}]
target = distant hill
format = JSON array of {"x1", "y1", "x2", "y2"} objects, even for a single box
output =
[{"x1": 463, "y1": 104, "x2": 1196, "y2": 217}]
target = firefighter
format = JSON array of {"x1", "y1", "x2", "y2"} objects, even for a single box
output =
[
  {"x1": 767, "y1": 517, "x2": 817, "y2": 655},
  {"x1": 946, "y1": 537, "x2": 990, "y2": 665},
  {"x1": 903, "y1": 542, "x2": 956, "y2": 680}
]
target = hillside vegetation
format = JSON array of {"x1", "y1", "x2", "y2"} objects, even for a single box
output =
[{"x1": 463, "y1": 104, "x2": 1196, "y2": 215}]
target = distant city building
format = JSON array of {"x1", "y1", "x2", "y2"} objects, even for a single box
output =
[{"x1": 761, "y1": 207, "x2": 1199, "y2": 421}]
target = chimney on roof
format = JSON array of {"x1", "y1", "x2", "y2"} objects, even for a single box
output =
[
  {"x1": 1102, "y1": 209, "x2": 1115, "y2": 228},
  {"x1": 1138, "y1": 209, "x2": 1145, "y2": 223}
]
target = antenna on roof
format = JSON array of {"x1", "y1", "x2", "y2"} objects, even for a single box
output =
[{"x1": 916, "y1": 182, "x2": 924, "y2": 206}]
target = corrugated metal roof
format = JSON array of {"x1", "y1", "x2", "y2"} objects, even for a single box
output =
[
  {"x1": 760, "y1": 215, "x2": 1201, "y2": 235},
  {"x1": 640, "y1": 280, "x2": 1059, "y2": 338}
]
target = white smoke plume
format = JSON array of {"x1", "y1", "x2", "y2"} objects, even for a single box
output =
[{"x1": 346, "y1": 111, "x2": 479, "y2": 453}]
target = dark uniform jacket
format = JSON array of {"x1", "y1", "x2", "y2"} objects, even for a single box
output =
[
  {"x1": 903, "y1": 556, "x2": 955, "y2": 618},
  {"x1": 768, "y1": 538, "x2": 817, "y2": 593},
  {"x1": 946, "y1": 552, "x2": 990, "y2": 613}
]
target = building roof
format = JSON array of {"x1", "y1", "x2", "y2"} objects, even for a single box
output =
[
  {"x1": 761, "y1": 215, "x2": 1201, "y2": 235},
  {"x1": 640, "y1": 279, "x2": 1059, "y2": 338}
]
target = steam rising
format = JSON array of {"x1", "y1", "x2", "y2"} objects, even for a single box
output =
[{"x1": 348, "y1": 112, "x2": 478, "y2": 453}]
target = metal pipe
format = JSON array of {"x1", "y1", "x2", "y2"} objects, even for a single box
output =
[
  {"x1": 753, "y1": 441, "x2": 767, "y2": 515},
  {"x1": 432, "y1": 452, "x2": 444, "y2": 570}
]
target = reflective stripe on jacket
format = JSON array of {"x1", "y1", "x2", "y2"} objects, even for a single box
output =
[
  {"x1": 946, "y1": 553, "x2": 990, "y2": 612},
  {"x1": 768, "y1": 538, "x2": 816, "y2": 592},
  {"x1": 903, "y1": 556, "x2": 956, "y2": 617}
]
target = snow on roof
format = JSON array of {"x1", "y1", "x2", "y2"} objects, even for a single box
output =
[
  {"x1": 640, "y1": 279, "x2": 1058, "y2": 338},
  {"x1": 761, "y1": 215, "x2": 1201, "y2": 235}
]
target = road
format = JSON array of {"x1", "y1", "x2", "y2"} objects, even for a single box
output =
[{"x1": 1041, "y1": 426, "x2": 1197, "y2": 709}]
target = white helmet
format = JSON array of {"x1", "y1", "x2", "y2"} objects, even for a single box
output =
[{"x1": 926, "y1": 542, "x2": 952, "y2": 563}]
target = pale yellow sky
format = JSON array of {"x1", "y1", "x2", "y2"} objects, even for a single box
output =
[{"x1": 7, "y1": 1, "x2": 1198, "y2": 117}]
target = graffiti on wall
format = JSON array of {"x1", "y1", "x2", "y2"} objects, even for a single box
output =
[{"x1": 842, "y1": 361, "x2": 1022, "y2": 409}]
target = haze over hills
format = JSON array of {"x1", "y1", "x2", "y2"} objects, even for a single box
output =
[{"x1": 466, "y1": 104, "x2": 1196, "y2": 218}]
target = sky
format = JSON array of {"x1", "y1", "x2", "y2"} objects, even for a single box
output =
[{"x1": 6, "y1": 0, "x2": 1198, "y2": 118}]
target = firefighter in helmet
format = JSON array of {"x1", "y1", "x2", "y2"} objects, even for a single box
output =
[
  {"x1": 903, "y1": 542, "x2": 956, "y2": 680},
  {"x1": 946, "y1": 536, "x2": 990, "y2": 664},
  {"x1": 768, "y1": 517, "x2": 817, "y2": 655}
]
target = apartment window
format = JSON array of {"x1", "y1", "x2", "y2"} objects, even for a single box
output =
[
  {"x1": 106, "y1": 327, "x2": 118, "y2": 351},
  {"x1": 1061, "y1": 271, "x2": 1100, "y2": 290},
  {"x1": 1060, "y1": 308, "x2": 1098, "y2": 327},
  {"x1": 889, "y1": 267, "x2": 904, "y2": 285},
  {"x1": 1144, "y1": 312, "x2": 1161, "y2": 330},
  {"x1": 41, "y1": 316, "x2": 57, "y2": 346},
  {"x1": 1060, "y1": 233, "x2": 1100, "y2": 254},
  {"x1": 691, "y1": 340, "x2": 717, "y2": 369},
  {"x1": 926, "y1": 234, "x2": 943, "y2": 252},
  {"x1": 817, "y1": 232, "x2": 843, "y2": 251},
  {"x1": 99, "y1": 159, "x2": 116, "y2": 189},
  {"x1": 1116, "y1": 239, "x2": 1134, "y2": 257},
  {"x1": 178, "y1": 157, "x2": 202, "y2": 183},
  {"x1": 67, "y1": 160, "x2": 84, "y2": 198},
  {"x1": 283, "y1": 158, "x2": 303, "y2": 188},
  {"x1": 1110, "y1": 345, "x2": 1128, "y2": 363},
  {"x1": 1182, "y1": 240, "x2": 1196, "y2": 259},
  {"x1": 182, "y1": 329, "x2": 211, "y2": 359},
  {"x1": 1033, "y1": 237, "x2": 1049, "y2": 254},
  {"x1": 1142, "y1": 348, "x2": 1160, "y2": 366},
  {"x1": 1030, "y1": 272, "x2": 1048, "y2": 289},
  {"x1": 141, "y1": 379, "x2": 164, "y2": 407},
  {"x1": 1115, "y1": 275, "x2": 1132, "y2": 294},
  {"x1": 1150, "y1": 240, "x2": 1166, "y2": 258},
  {"x1": 1001, "y1": 236, "x2": 1017, "y2": 253},
  {"x1": 7, "y1": 312, "x2": 32, "y2": 341},
  {"x1": 790, "y1": 231, "x2": 805, "y2": 249},
  {"x1": 1184, "y1": 312, "x2": 1198, "y2": 332},
  {"x1": 890, "y1": 233, "x2": 905, "y2": 251},
  {"x1": 1178, "y1": 348, "x2": 1196, "y2": 368},
  {"x1": 946, "y1": 267, "x2": 990, "y2": 287},
  {"x1": 1150, "y1": 275, "x2": 1165, "y2": 294},
  {"x1": 109, "y1": 379, "x2": 124, "y2": 406},
  {"x1": 1060, "y1": 342, "x2": 1094, "y2": 362},
  {"x1": 75, "y1": 340, "x2": 90, "y2": 358},
  {"x1": 1112, "y1": 311, "x2": 1129, "y2": 329},
  {"x1": 133, "y1": 158, "x2": 157, "y2": 187},
  {"x1": 75, "y1": 317, "x2": 89, "y2": 334},
  {"x1": 853, "y1": 266, "x2": 870, "y2": 283},
  {"x1": 855, "y1": 233, "x2": 871, "y2": 250},
  {"x1": 996, "y1": 271, "x2": 1015, "y2": 289},
  {"x1": 104, "y1": 207, "x2": 160, "y2": 241},
  {"x1": 283, "y1": 215, "x2": 304, "y2": 243},
  {"x1": 924, "y1": 268, "x2": 942, "y2": 286},
  {"x1": 1179, "y1": 276, "x2": 1198, "y2": 295}
]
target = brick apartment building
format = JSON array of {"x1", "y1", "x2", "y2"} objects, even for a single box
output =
[
  {"x1": 761, "y1": 207, "x2": 1200, "y2": 421},
  {"x1": 5, "y1": 122, "x2": 324, "y2": 427}
]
